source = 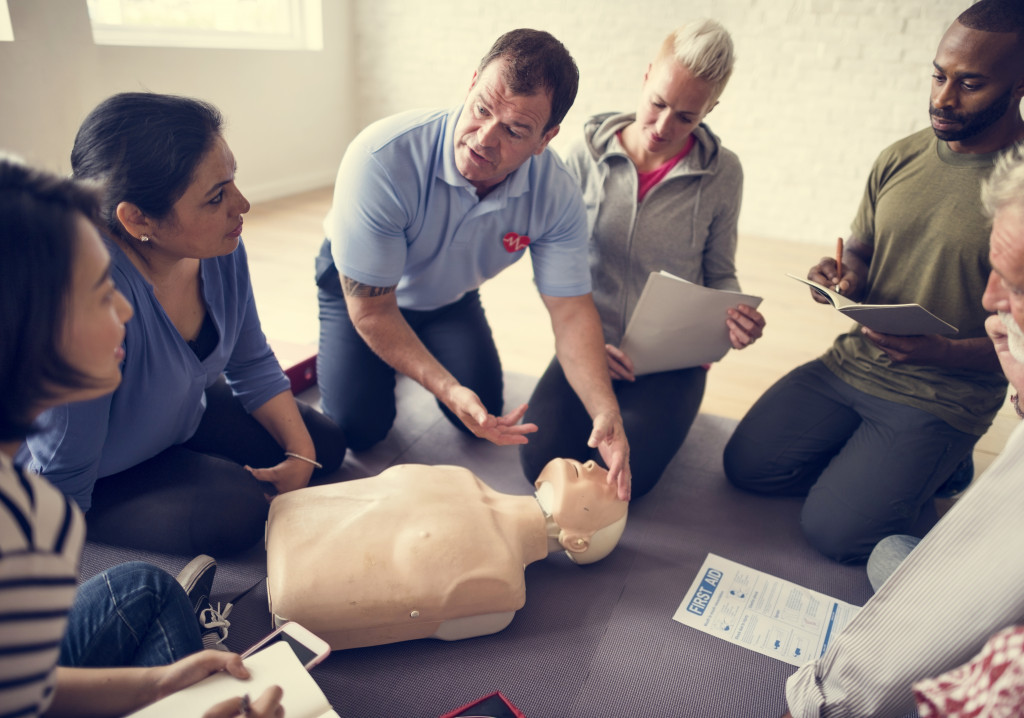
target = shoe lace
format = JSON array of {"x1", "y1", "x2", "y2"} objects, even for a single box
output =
[{"x1": 199, "y1": 601, "x2": 233, "y2": 643}]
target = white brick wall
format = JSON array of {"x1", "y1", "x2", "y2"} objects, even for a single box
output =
[{"x1": 352, "y1": 0, "x2": 968, "y2": 244}]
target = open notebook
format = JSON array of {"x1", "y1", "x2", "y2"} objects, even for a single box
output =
[
  {"x1": 787, "y1": 274, "x2": 957, "y2": 335},
  {"x1": 127, "y1": 642, "x2": 338, "y2": 718}
]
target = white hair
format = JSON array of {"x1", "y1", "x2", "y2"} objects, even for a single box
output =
[
  {"x1": 983, "y1": 144, "x2": 1024, "y2": 218},
  {"x1": 664, "y1": 18, "x2": 736, "y2": 103}
]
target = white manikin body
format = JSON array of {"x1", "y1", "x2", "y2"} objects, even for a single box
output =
[{"x1": 265, "y1": 459, "x2": 628, "y2": 650}]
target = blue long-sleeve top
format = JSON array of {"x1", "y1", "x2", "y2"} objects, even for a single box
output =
[{"x1": 19, "y1": 237, "x2": 290, "y2": 511}]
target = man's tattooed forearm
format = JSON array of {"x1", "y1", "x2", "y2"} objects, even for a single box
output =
[{"x1": 342, "y1": 276, "x2": 397, "y2": 297}]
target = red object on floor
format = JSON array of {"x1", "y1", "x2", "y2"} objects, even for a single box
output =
[
  {"x1": 284, "y1": 354, "x2": 317, "y2": 395},
  {"x1": 440, "y1": 690, "x2": 525, "y2": 718},
  {"x1": 269, "y1": 340, "x2": 318, "y2": 395}
]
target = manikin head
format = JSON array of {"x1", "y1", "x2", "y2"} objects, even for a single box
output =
[{"x1": 534, "y1": 458, "x2": 628, "y2": 565}]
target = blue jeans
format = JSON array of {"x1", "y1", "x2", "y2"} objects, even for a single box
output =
[{"x1": 59, "y1": 562, "x2": 202, "y2": 667}]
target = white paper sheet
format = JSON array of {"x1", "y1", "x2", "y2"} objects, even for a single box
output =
[
  {"x1": 673, "y1": 553, "x2": 861, "y2": 667},
  {"x1": 618, "y1": 271, "x2": 762, "y2": 375}
]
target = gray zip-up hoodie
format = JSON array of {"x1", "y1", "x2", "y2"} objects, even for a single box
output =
[{"x1": 563, "y1": 112, "x2": 744, "y2": 345}]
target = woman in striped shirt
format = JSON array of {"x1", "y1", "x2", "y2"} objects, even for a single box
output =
[{"x1": 0, "y1": 158, "x2": 282, "y2": 717}]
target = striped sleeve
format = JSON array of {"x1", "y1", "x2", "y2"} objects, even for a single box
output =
[
  {"x1": 786, "y1": 420, "x2": 1024, "y2": 718},
  {"x1": 0, "y1": 454, "x2": 84, "y2": 718}
]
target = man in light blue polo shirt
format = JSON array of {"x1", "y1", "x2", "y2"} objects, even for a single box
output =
[{"x1": 315, "y1": 29, "x2": 631, "y2": 498}]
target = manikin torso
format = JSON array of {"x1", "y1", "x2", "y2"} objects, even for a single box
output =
[{"x1": 265, "y1": 459, "x2": 627, "y2": 650}]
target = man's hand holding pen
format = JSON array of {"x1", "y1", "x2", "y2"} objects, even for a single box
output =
[
  {"x1": 834, "y1": 236, "x2": 843, "y2": 293},
  {"x1": 808, "y1": 236, "x2": 870, "y2": 303},
  {"x1": 807, "y1": 256, "x2": 854, "y2": 301}
]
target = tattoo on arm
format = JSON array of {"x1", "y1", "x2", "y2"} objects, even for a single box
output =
[{"x1": 342, "y1": 276, "x2": 397, "y2": 298}]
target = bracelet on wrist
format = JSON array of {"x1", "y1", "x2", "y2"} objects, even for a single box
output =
[{"x1": 284, "y1": 451, "x2": 322, "y2": 469}]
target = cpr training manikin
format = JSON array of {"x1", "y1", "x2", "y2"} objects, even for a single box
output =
[{"x1": 265, "y1": 458, "x2": 628, "y2": 650}]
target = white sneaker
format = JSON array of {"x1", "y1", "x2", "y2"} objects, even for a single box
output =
[{"x1": 199, "y1": 601, "x2": 233, "y2": 651}]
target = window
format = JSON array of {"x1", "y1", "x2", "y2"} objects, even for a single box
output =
[
  {"x1": 0, "y1": 0, "x2": 13, "y2": 42},
  {"x1": 85, "y1": 0, "x2": 322, "y2": 51}
]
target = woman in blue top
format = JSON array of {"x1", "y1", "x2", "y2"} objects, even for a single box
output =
[
  {"x1": 0, "y1": 156, "x2": 282, "y2": 718},
  {"x1": 21, "y1": 93, "x2": 346, "y2": 556}
]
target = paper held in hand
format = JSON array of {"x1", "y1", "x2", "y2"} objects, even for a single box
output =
[
  {"x1": 618, "y1": 271, "x2": 762, "y2": 376},
  {"x1": 126, "y1": 642, "x2": 338, "y2": 718},
  {"x1": 787, "y1": 273, "x2": 958, "y2": 336}
]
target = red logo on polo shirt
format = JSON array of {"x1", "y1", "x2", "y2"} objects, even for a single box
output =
[{"x1": 503, "y1": 232, "x2": 531, "y2": 253}]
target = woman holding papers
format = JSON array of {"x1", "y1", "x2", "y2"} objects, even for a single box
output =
[
  {"x1": 0, "y1": 158, "x2": 281, "y2": 717},
  {"x1": 520, "y1": 19, "x2": 764, "y2": 497}
]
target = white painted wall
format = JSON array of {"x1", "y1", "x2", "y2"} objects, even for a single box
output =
[
  {"x1": 0, "y1": 0, "x2": 986, "y2": 243},
  {"x1": 0, "y1": 0, "x2": 355, "y2": 202},
  {"x1": 352, "y1": 0, "x2": 972, "y2": 244}
]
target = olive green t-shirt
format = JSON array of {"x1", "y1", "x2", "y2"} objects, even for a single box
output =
[{"x1": 821, "y1": 128, "x2": 1009, "y2": 435}]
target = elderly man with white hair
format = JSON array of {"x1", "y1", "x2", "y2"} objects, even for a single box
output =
[
  {"x1": 983, "y1": 148, "x2": 1024, "y2": 410},
  {"x1": 781, "y1": 143, "x2": 1024, "y2": 717}
]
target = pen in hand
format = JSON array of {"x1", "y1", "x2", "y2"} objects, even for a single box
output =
[{"x1": 834, "y1": 237, "x2": 843, "y2": 294}]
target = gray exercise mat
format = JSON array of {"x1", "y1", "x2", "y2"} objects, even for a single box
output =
[{"x1": 79, "y1": 373, "x2": 874, "y2": 717}]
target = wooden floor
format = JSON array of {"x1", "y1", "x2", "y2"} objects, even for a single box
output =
[{"x1": 243, "y1": 186, "x2": 1016, "y2": 479}]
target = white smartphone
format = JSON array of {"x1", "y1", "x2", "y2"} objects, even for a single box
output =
[{"x1": 241, "y1": 620, "x2": 331, "y2": 669}]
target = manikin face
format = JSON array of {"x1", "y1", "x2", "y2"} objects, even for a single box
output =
[
  {"x1": 983, "y1": 206, "x2": 1024, "y2": 362},
  {"x1": 634, "y1": 55, "x2": 717, "y2": 161},
  {"x1": 57, "y1": 215, "x2": 134, "y2": 405},
  {"x1": 453, "y1": 58, "x2": 560, "y2": 196},
  {"x1": 145, "y1": 134, "x2": 251, "y2": 260},
  {"x1": 534, "y1": 458, "x2": 628, "y2": 565},
  {"x1": 929, "y1": 22, "x2": 1024, "y2": 148}
]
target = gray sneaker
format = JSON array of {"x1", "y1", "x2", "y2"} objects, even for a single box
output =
[{"x1": 176, "y1": 554, "x2": 231, "y2": 650}]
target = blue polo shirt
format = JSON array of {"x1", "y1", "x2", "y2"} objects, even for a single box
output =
[{"x1": 323, "y1": 106, "x2": 591, "y2": 311}]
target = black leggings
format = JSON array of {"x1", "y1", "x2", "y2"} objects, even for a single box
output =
[
  {"x1": 86, "y1": 378, "x2": 346, "y2": 557},
  {"x1": 520, "y1": 358, "x2": 706, "y2": 499}
]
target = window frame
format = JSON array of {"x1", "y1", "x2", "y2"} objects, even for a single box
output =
[
  {"x1": 86, "y1": 0, "x2": 323, "y2": 51},
  {"x1": 0, "y1": 0, "x2": 13, "y2": 42}
]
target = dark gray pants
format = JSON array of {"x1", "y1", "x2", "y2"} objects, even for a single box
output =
[
  {"x1": 87, "y1": 377, "x2": 346, "y2": 557},
  {"x1": 519, "y1": 357, "x2": 707, "y2": 498},
  {"x1": 723, "y1": 360, "x2": 977, "y2": 563}
]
